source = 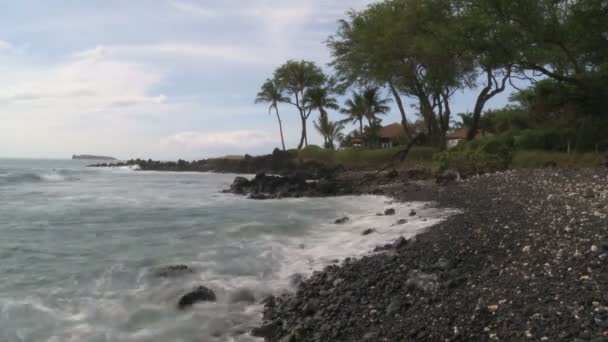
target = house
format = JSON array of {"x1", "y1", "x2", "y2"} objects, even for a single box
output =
[
  {"x1": 446, "y1": 128, "x2": 493, "y2": 148},
  {"x1": 379, "y1": 123, "x2": 408, "y2": 148},
  {"x1": 351, "y1": 137, "x2": 364, "y2": 148}
]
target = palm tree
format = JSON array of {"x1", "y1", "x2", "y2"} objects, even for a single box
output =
[
  {"x1": 314, "y1": 115, "x2": 344, "y2": 149},
  {"x1": 341, "y1": 91, "x2": 367, "y2": 135},
  {"x1": 306, "y1": 87, "x2": 339, "y2": 147},
  {"x1": 451, "y1": 112, "x2": 474, "y2": 130},
  {"x1": 255, "y1": 79, "x2": 289, "y2": 150},
  {"x1": 362, "y1": 86, "x2": 392, "y2": 126},
  {"x1": 274, "y1": 60, "x2": 326, "y2": 149}
]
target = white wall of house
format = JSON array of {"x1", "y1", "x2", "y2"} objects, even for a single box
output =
[{"x1": 447, "y1": 139, "x2": 462, "y2": 149}]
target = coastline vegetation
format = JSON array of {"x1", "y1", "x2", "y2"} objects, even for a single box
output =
[{"x1": 254, "y1": 0, "x2": 607, "y2": 172}]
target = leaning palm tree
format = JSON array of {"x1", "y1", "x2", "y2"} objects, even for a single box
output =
[
  {"x1": 306, "y1": 87, "x2": 339, "y2": 147},
  {"x1": 305, "y1": 87, "x2": 339, "y2": 122},
  {"x1": 255, "y1": 79, "x2": 289, "y2": 150},
  {"x1": 362, "y1": 86, "x2": 392, "y2": 126},
  {"x1": 340, "y1": 91, "x2": 367, "y2": 135}
]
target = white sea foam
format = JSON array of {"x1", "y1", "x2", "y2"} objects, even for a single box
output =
[{"x1": 1, "y1": 162, "x2": 459, "y2": 342}]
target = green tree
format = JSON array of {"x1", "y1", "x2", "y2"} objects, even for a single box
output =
[
  {"x1": 452, "y1": 113, "x2": 474, "y2": 130},
  {"x1": 340, "y1": 91, "x2": 367, "y2": 135},
  {"x1": 274, "y1": 60, "x2": 326, "y2": 149},
  {"x1": 362, "y1": 86, "x2": 391, "y2": 127},
  {"x1": 255, "y1": 79, "x2": 289, "y2": 150},
  {"x1": 314, "y1": 114, "x2": 345, "y2": 149},
  {"x1": 328, "y1": 0, "x2": 471, "y2": 149},
  {"x1": 305, "y1": 86, "x2": 339, "y2": 147}
]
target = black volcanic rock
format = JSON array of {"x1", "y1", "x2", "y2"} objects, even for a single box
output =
[{"x1": 177, "y1": 286, "x2": 217, "y2": 309}]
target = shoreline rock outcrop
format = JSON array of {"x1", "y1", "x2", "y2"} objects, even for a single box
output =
[{"x1": 255, "y1": 168, "x2": 608, "y2": 341}]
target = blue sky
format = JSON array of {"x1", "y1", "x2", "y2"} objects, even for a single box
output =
[{"x1": 0, "y1": 0, "x2": 517, "y2": 160}]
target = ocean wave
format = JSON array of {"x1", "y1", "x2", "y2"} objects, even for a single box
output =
[{"x1": 0, "y1": 170, "x2": 80, "y2": 186}]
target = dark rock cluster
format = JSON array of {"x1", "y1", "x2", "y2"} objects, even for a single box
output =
[
  {"x1": 225, "y1": 173, "x2": 354, "y2": 199},
  {"x1": 255, "y1": 168, "x2": 608, "y2": 341}
]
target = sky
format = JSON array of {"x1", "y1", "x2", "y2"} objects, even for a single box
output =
[{"x1": 0, "y1": 0, "x2": 517, "y2": 160}]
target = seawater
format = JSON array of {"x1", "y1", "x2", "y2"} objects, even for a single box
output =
[{"x1": 0, "y1": 159, "x2": 453, "y2": 342}]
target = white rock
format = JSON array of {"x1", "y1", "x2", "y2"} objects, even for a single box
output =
[
  {"x1": 591, "y1": 245, "x2": 599, "y2": 252},
  {"x1": 522, "y1": 246, "x2": 531, "y2": 253}
]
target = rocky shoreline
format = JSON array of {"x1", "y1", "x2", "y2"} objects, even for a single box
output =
[
  {"x1": 88, "y1": 148, "x2": 338, "y2": 177},
  {"x1": 249, "y1": 168, "x2": 608, "y2": 341}
]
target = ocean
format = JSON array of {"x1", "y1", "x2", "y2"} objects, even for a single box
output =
[{"x1": 0, "y1": 159, "x2": 452, "y2": 342}]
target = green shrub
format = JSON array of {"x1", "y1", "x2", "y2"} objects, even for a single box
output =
[
  {"x1": 513, "y1": 129, "x2": 574, "y2": 151},
  {"x1": 297, "y1": 146, "x2": 438, "y2": 167},
  {"x1": 433, "y1": 139, "x2": 513, "y2": 174}
]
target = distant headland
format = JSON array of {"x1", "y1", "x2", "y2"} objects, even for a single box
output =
[{"x1": 72, "y1": 154, "x2": 117, "y2": 161}]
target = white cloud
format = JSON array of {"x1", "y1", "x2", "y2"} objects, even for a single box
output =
[
  {"x1": 161, "y1": 130, "x2": 276, "y2": 150},
  {"x1": 0, "y1": 48, "x2": 164, "y2": 111},
  {"x1": 74, "y1": 43, "x2": 266, "y2": 65}
]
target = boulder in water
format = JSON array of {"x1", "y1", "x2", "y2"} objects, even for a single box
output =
[
  {"x1": 155, "y1": 265, "x2": 194, "y2": 278},
  {"x1": 230, "y1": 177, "x2": 250, "y2": 194},
  {"x1": 384, "y1": 208, "x2": 396, "y2": 216},
  {"x1": 177, "y1": 286, "x2": 217, "y2": 309},
  {"x1": 334, "y1": 217, "x2": 350, "y2": 224},
  {"x1": 362, "y1": 228, "x2": 376, "y2": 236}
]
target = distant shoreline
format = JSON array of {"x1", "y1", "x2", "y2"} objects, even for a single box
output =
[{"x1": 72, "y1": 154, "x2": 117, "y2": 161}]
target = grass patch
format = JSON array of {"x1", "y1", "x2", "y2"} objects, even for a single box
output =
[
  {"x1": 512, "y1": 150, "x2": 605, "y2": 168},
  {"x1": 297, "y1": 145, "x2": 438, "y2": 167}
]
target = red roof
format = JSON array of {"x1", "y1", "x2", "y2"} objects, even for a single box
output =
[{"x1": 379, "y1": 123, "x2": 406, "y2": 139}]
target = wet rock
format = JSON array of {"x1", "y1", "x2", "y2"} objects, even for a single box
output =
[
  {"x1": 230, "y1": 176, "x2": 250, "y2": 194},
  {"x1": 177, "y1": 286, "x2": 216, "y2": 309},
  {"x1": 334, "y1": 217, "x2": 350, "y2": 224},
  {"x1": 249, "y1": 193, "x2": 272, "y2": 200},
  {"x1": 251, "y1": 319, "x2": 283, "y2": 339},
  {"x1": 155, "y1": 265, "x2": 194, "y2": 278},
  {"x1": 289, "y1": 273, "x2": 305, "y2": 288},
  {"x1": 431, "y1": 258, "x2": 451, "y2": 270},
  {"x1": 405, "y1": 270, "x2": 439, "y2": 293},
  {"x1": 362, "y1": 228, "x2": 376, "y2": 236},
  {"x1": 363, "y1": 332, "x2": 379, "y2": 340},
  {"x1": 409, "y1": 210, "x2": 417, "y2": 217},
  {"x1": 583, "y1": 188, "x2": 596, "y2": 198},
  {"x1": 396, "y1": 219, "x2": 408, "y2": 225},
  {"x1": 436, "y1": 170, "x2": 461, "y2": 185},
  {"x1": 316, "y1": 178, "x2": 339, "y2": 195},
  {"x1": 387, "y1": 170, "x2": 399, "y2": 179},
  {"x1": 386, "y1": 298, "x2": 405, "y2": 315},
  {"x1": 394, "y1": 236, "x2": 409, "y2": 249},
  {"x1": 384, "y1": 208, "x2": 396, "y2": 216}
]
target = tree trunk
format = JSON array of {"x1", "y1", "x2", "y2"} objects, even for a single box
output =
[
  {"x1": 468, "y1": 67, "x2": 511, "y2": 141},
  {"x1": 304, "y1": 122, "x2": 308, "y2": 147},
  {"x1": 298, "y1": 114, "x2": 306, "y2": 149},
  {"x1": 388, "y1": 79, "x2": 412, "y2": 140},
  {"x1": 467, "y1": 99, "x2": 486, "y2": 141},
  {"x1": 359, "y1": 119, "x2": 364, "y2": 136},
  {"x1": 274, "y1": 106, "x2": 286, "y2": 151}
]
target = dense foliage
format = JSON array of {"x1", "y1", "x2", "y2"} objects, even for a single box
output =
[{"x1": 256, "y1": 0, "x2": 607, "y2": 164}]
